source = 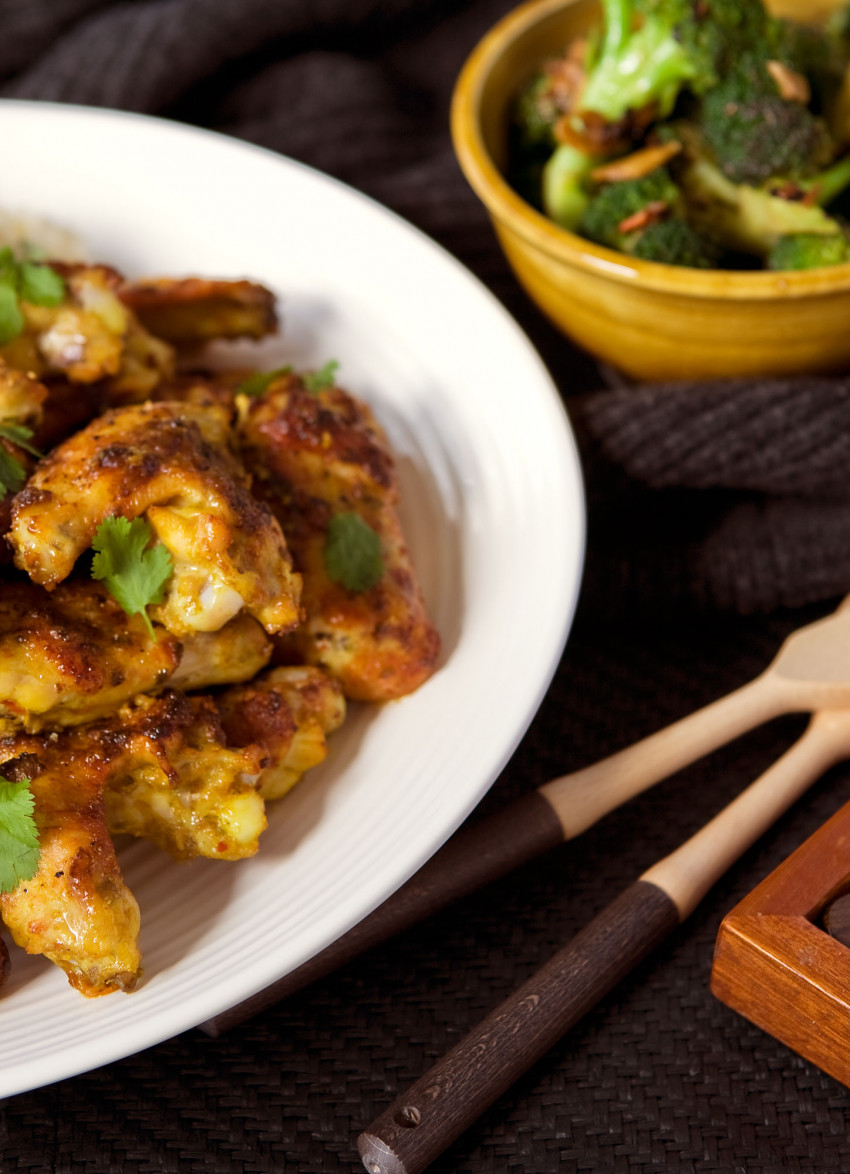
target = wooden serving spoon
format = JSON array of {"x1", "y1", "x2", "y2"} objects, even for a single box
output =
[
  {"x1": 202, "y1": 598, "x2": 850, "y2": 1035},
  {"x1": 358, "y1": 706, "x2": 850, "y2": 1174}
]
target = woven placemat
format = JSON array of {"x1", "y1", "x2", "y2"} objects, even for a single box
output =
[{"x1": 4, "y1": 605, "x2": 850, "y2": 1173}]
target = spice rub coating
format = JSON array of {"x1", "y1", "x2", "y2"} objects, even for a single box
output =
[
  {"x1": 9, "y1": 399, "x2": 302, "y2": 637},
  {"x1": 217, "y1": 665, "x2": 346, "y2": 800},
  {"x1": 239, "y1": 375, "x2": 439, "y2": 701},
  {"x1": 0, "y1": 578, "x2": 180, "y2": 735},
  {"x1": 0, "y1": 741, "x2": 141, "y2": 997},
  {"x1": 100, "y1": 690, "x2": 268, "y2": 862},
  {"x1": 119, "y1": 277, "x2": 278, "y2": 346}
]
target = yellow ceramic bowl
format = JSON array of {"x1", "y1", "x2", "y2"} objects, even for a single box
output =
[{"x1": 450, "y1": 0, "x2": 850, "y2": 381}]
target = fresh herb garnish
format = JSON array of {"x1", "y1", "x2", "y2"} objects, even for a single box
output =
[
  {"x1": 91, "y1": 515, "x2": 174, "y2": 637},
  {"x1": 237, "y1": 366, "x2": 293, "y2": 398},
  {"x1": 303, "y1": 359, "x2": 339, "y2": 394},
  {"x1": 0, "y1": 247, "x2": 65, "y2": 346},
  {"x1": 0, "y1": 422, "x2": 42, "y2": 501},
  {"x1": 0, "y1": 777, "x2": 40, "y2": 894},
  {"x1": 324, "y1": 511, "x2": 383, "y2": 593}
]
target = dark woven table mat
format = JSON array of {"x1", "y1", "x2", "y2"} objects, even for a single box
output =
[{"x1": 4, "y1": 1, "x2": 850, "y2": 1171}]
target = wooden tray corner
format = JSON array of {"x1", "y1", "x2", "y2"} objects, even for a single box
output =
[{"x1": 712, "y1": 797, "x2": 850, "y2": 1087}]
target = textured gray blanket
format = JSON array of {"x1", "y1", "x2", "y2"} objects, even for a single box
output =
[{"x1": 2, "y1": 0, "x2": 848, "y2": 621}]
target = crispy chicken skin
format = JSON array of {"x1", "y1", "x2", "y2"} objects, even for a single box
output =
[
  {"x1": 0, "y1": 665, "x2": 346, "y2": 993},
  {"x1": 105, "y1": 672, "x2": 345, "y2": 856},
  {"x1": 0, "y1": 578, "x2": 271, "y2": 736},
  {"x1": 9, "y1": 399, "x2": 302, "y2": 636},
  {"x1": 217, "y1": 665, "x2": 346, "y2": 800},
  {"x1": 0, "y1": 264, "x2": 175, "y2": 394},
  {"x1": 119, "y1": 277, "x2": 278, "y2": 346},
  {"x1": 0, "y1": 365, "x2": 49, "y2": 557},
  {"x1": 0, "y1": 744, "x2": 141, "y2": 997},
  {"x1": 101, "y1": 691, "x2": 268, "y2": 861},
  {"x1": 0, "y1": 359, "x2": 47, "y2": 428},
  {"x1": 0, "y1": 578, "x2": 180, "y2": 735},
  {"x1": 238, "y1": 375, "x2": 440, "y2": 701}
]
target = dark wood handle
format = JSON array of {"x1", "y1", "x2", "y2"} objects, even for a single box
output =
[
  {"x1": 357, "y1": 879, "x2": 680, "y2": 1174},
  {"x1": 201, "y1": 789, "x2": 564, "y2": 1035}
]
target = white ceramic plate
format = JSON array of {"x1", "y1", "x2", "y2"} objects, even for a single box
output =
[{"x1": 0, "y1": 101, "x2": 585, "y2": 1098}]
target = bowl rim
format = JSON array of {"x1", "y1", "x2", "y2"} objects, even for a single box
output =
[{"x1": 450, "y1": 0, "x2": 850, "y2": 300}]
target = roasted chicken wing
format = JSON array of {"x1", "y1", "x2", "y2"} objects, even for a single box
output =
[
  {"x1": 0, "y1": 743, "x2": 141, "y2": 997},
  {"x1": 217, "y1": 665, "x2": 346, "y2": 799},
  {"x1": 168, "y1": 611, "x2": 271, "y2": 692},
  {"x1": 101, "y1": 690, "x2": 268, "y2": 861},
  {"x1": 238, "y1": 374, "x2": 439, "y2": 700},
  {"x1": 9, "y1": 399, "x2": 302, "y2": 636},
  {"x1": 0, "y1": 578, "x2": 180, "y2": 735},
  {"x1": 0, "y1": 578, "x2": 271, "y2": 736},
  {"x1": 0, "y1": 263, "x2": 174, "y2": 394},
  {"x1": 0, "y1": 359, "x2": 47, "y2": 428},
  {"x1": 119, "y1": 277, "x2": 277, "y2": 346}
]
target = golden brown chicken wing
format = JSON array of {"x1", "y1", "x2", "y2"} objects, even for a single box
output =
[
  {"x1": 0, "y1": 359, "x2": 47, "y2": 428},
  {"x1": 238, "y1": 374, "x2": 439, "y2": 700},
  {"x1": 216, "y1": 665, "x2": 346, "y2": 799},
  {"x1": 0, "y1": 264, "x2": 174, "y2": 393},
  {"x1": 0, "y1": 578, "x2": 180, "y2": 735},
  {"x1": 0, "y1": 742, "x2": 141, "y2": 997},
  {"x1": 9, "y1": 399, "x2": 302, "y2": 637},
  {"x1": 119, "y1": 277, "x2": 277, "y2": 346},
  {"x1": 168, "y1": 611, "x2": 272, "y2": 692},
  {"x1": 0, "y1": 578, "x2": 272, "y2": 736},
  {"x1": 101, "y1": 690, "x2": 268, "y2": 861}
]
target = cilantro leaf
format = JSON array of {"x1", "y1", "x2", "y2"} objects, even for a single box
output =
[
  {"x1": 0, "y1": 447, "x2": 26, "y2": 501},
  {"x1": 324, "y1": 511, "x2": 383, "y2": 593},
  {"x1": 91, "y1": 515, "x2": 174, "y2": 637},
  {"x1": 0, "y1": 282, "x2": 24, "y2": 346},
  {"x1": 0, "y1": 252, "x2": 65, "y2": 347},
  {"x1": 0, "y1": 248, "x2": 16, "y2": 283},
  {"x1": 0, "y1": 777, "x2": 40, "y2": 894},
  {"x1": 303, "y1": 360, "x2": 339, "y2": 394},
  {"x1": 0, "y1": 422, "x2": 41, "y2": 501},
  {"x1": 0, "y1": 422, "x2": 42, "y2": 458},
  {"x1": 237, "y1": 366, "x2": 292, "y2": 398},
  {"x1": 19, "y1": 261, "x2": 66, "y2": 307}
]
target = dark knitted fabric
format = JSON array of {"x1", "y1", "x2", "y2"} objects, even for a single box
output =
[{"x1": 3, "y1": 4, "x2": 850, "y2": 1173}]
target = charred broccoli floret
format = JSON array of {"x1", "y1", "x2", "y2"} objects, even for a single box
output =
[
  {"x1": 505, "y1": 0, "x2": 850, "y2": 272},
  {"x1": 576, "y1": 0, "x2": 770, "y2": 127},
  {"x1": 511, "y1": 69, "x2": 567, "y2": 155},
  {"x1": 695, "y1": 53, "x2": 835, "y2": 186},
  {"x1": 767, "y1": 231, "x2": 850, "y2": 270},
  {"x1": 577, "y1": 166, "x2": 717, "y2": 266},
  {"x1": 629, "y1": 216, "x2": 719, "y2": 267},
  {"x1": 578, "y1": 166, "x2": 679, "y2": 249},
  {"x1": 509, "y1": 52, "x2": 589, "y2": 209},
  {"x1": 770, "y1": 20, "x2": 846, "y2": 115},
  {"x1": 673, "y1": 125, "x2": 850, "y2": 258}
]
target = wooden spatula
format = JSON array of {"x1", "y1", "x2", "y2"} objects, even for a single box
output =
[
  {"x1": 202, "y1": 598, "x2": 850, "y2": 1035},
  {"x1": 358, "y1": 705, "x2": 850, "y2": 1174}
]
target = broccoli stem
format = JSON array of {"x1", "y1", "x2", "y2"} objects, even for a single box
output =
[
  {"x1": 804, "y1": 151, "x2": 850, "y2": 206},
  {"x1": 542, "y1": 145, "x2": 596, "y2": 228},
  {"x1": 601, "y1": 0, "x2": 630, "y2": 58},
  {"x1": 680, "y1": 152, "x2": 844, "y2": 257}
]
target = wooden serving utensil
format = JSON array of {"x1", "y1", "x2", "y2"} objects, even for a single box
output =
[
  {"x1": 202, "y1": 598, "x2": 850, "y2": 1035},
  {"x1": 357, "y1": 706, "x2": 850, "y2": 1174}
]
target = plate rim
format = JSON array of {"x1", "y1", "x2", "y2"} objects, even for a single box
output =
[{"x1": 0, "y1": 98, "x2": 586, "y2": 1097}]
